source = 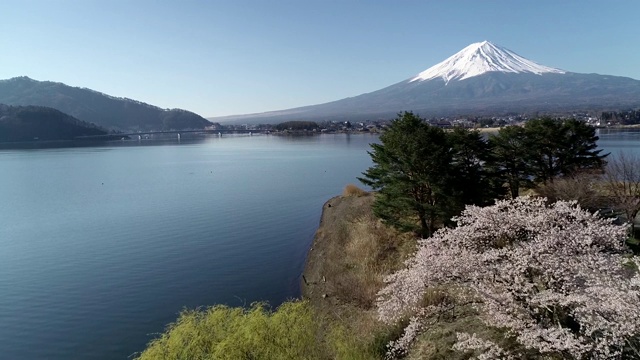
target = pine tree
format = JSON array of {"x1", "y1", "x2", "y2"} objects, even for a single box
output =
[
  {"x1": 359, "y1": 112, "x2": 454, "y2": 237},
  {"x1": 523, "y1": 118, "x2": 606, "y2": 184},
  {"x1": 488, "y1": 125, "x2": 533, "y2": 198},
  {"x1": 448, "y1": 126, "x2": 496, "y2": 207}
]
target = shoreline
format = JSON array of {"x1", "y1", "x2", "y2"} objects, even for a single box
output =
[
  {"x1": 300, "y1": 190, "x2": 414, "y2": 317},
  {"x1": 300, "y1": 195, "x2": 345, "y2": 302}
]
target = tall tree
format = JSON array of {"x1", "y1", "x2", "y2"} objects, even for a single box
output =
[
  {"x1": 489, "y1": 118, "x2": 607, "y2": 198},
  {"x1": 560, "y1": 118, "x2": 607, "y2": 174},
  {"x1": 524, "y1": 118, "x2": 606, "y2": 184},
  {"x1": 487, "y1": 125, "x2": 532, "y2": 199},
  {"x1": 359, "y1": 112, "x2": 454, "y2": 237},
  {"x1": 448, "y1": 126, "x2": 497, "y2": 206}
]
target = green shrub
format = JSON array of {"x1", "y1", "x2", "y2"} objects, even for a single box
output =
[{"x1": 136, "y1": 301, "x2": 322, "y2": 360}]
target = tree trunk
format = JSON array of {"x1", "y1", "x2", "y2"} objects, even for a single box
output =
[
  {"x1": 509, "y1": 180, "x2": 519, "y2": 199},
  {"x1": 632, "y1": 223, "x2": 636, "y2": 240},
  {"x1": 420, "y1": 216, "x2": 429, "y2": 238}
]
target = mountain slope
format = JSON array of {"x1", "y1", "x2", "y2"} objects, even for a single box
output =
[
  {"x1": 0, "y1": 104, "x2": 107, "y2": 142},
  {"x1": 0, "y1": 77, "x2": 213, "y2": 131},
  {"x1": 411, "y1": 41, "x2": 565, "y2": 83},
  {"x1": 213, "y1": 41, "x2": 640, "y2": 124}
]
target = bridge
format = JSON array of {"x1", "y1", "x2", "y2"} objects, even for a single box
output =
[{"x1": 75, "y1": 129, "x2": 270, "y2": 140}]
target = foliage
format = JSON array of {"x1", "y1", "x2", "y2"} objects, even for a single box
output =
[
  {"x1": 361, "y1": 114, "x2": 605, "y2": 236},
  {"x1": 359, "y1": 112, "x2": 494, "y2": 237},
  {"x1": 137, "y1": 297, "x2": 388, "y2": 360},
  {"x1": 523, "y1": 118, "x2": 606, "y2": 184},
  {"x1": 448, "y1": 126, "x2": 497, "y2": 206},
  {"x1": 359, "y1": 112, "x2": 456, "y2": 237},
  {"x1": 489, "y1": 118, "x2": 606, "y2": 197},
  {"x1": 136, "y1": 301, "x2": 322, "y2": 360},
  {"x1": 378, "y1": 197, "x2": 640, "y2": 359},
  {"x1": 487, "y1": 125, "x2": 532, "y2": 198}
]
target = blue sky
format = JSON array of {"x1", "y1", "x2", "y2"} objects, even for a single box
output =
[{"x1": 2, "y1": 0, "x2": 639, "y2": 117}]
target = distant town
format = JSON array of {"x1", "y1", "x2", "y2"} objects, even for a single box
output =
[{"x1": 216, "y1": 108, "x2": 640, "y2": 134}]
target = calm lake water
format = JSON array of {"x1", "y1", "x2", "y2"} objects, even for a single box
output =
[
  {"x1": 0, "y1": 134, "x2": 379, "y2": 359},
  {"x1": 0, "y1": 129, "x2": 638, "y2": 359}
]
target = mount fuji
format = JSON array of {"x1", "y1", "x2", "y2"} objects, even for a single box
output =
[
  {"x1": 410, "y1": 41, "x2": 566, "y2": 83},
  {"x1": 214, "y1": 41, "x2": 640, "y2": 124}
]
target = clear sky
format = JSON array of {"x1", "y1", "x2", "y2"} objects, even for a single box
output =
[{"x1": 2, "y1": 0, "x2": 639, "y2": 117}]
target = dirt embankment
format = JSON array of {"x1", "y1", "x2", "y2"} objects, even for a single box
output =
[
  {"x1": 302, "y1": 195, "x2": 370, "y2": 305},
  {"x1": 300, "y1": 191, "x2": 487, "y2": 359},
  {"x1": 301, "y1": 192, "x2": 414, "y2": 321}
]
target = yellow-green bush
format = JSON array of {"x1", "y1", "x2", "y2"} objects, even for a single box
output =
[
  {"x1": 136, "y1": 301, "x2": 322, "y2": 360},
  {"x1": 343, "y1": 184, "x2": 369, "y2": 197}
]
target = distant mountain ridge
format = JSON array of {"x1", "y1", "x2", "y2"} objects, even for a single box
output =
[
  {"x1": 212, "y1": 41, "x2": 640, "y2": 124},
  {"x1": 0, "y1": 77, "x2": 214, "y2": 131},
  {"x1": 0, "y1": 104, "x2": 107, "y2": 142}
]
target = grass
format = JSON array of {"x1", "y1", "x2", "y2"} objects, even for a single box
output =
[
  {"x1": 301, "y1": 193, "x2": 419, "y2": 359},
  {"x1": 343, "y1": 183, "x2": 369, "y2": 197},
  {"x1": 312, "y1": 195, "x2": 415, "y2": 309},
  {"x1": 339, "y1": 212, "x2": 415, "y2": 307}
]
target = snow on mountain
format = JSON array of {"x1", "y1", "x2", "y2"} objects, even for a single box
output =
[
  {"x1": 212, "y1": 41, "x2": 640, "y2": 124},
  {"x1": 411, "y1": 41, "x2": 565, "y2": 84}
]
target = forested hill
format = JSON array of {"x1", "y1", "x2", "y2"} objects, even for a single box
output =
[
  {"x1": 0, "y1": 104, "x2": 107, "y2": 142},
  {"x1": 0, "y1": 77, "x2": 214, "y2": 131}
]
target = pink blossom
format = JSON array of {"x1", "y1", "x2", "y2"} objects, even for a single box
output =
[{"x1": 378, "y1": 197, "x2": 640, "y2": 358}]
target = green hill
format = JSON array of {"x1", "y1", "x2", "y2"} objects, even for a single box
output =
[
  {"x1": 0, "y1": 104, "x2": 107, "y2": 142},
  {"x1": 0, "y1": 77, "x2": 214, "y2": 131}
]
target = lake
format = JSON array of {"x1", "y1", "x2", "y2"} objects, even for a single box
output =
[
  {"x1": 0, "y1": 129, "x2": 638, "y2": 359},
  {"x1": 597, "y1": 127, "x2": 640, "y2": 154},
  {"x1": 0, "y1": 134, "x2": 379, "y2": 359}
]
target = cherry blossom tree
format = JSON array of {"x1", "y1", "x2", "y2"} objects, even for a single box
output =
[{"x1": 378, "y1": 197, "x2": 640, "y2": 359}]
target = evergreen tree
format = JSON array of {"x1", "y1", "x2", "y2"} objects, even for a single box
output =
[
  {"x1": 448, "y1": 127, "x2": 496, "y2": 207},
  {"x1": 560, "y1": 118, "x2": 607, "y2": 174},
  {"x1": 360, "y1": 114, "x2": 604, "y2": 237},
  {"x1": 488, "y1": 118, "x2": 606, "y2": 198},
  {"x1": 488, "y1": 125, "x2": 533, "y2": 198},
  {"x1": 359, "y1": 112, "x2": 454, "y2": 237},
  {"x1": 524, "y1": 118, "x2": 606, "y2": 184}
]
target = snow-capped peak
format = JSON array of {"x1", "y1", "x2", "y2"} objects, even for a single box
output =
[{"x1": 411, "y1": 41, "x2": 565, "y2": 84}]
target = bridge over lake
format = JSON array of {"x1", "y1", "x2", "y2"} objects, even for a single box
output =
[{"x1": 75, "y1": 129, "x2": 270, "y2": 140}]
